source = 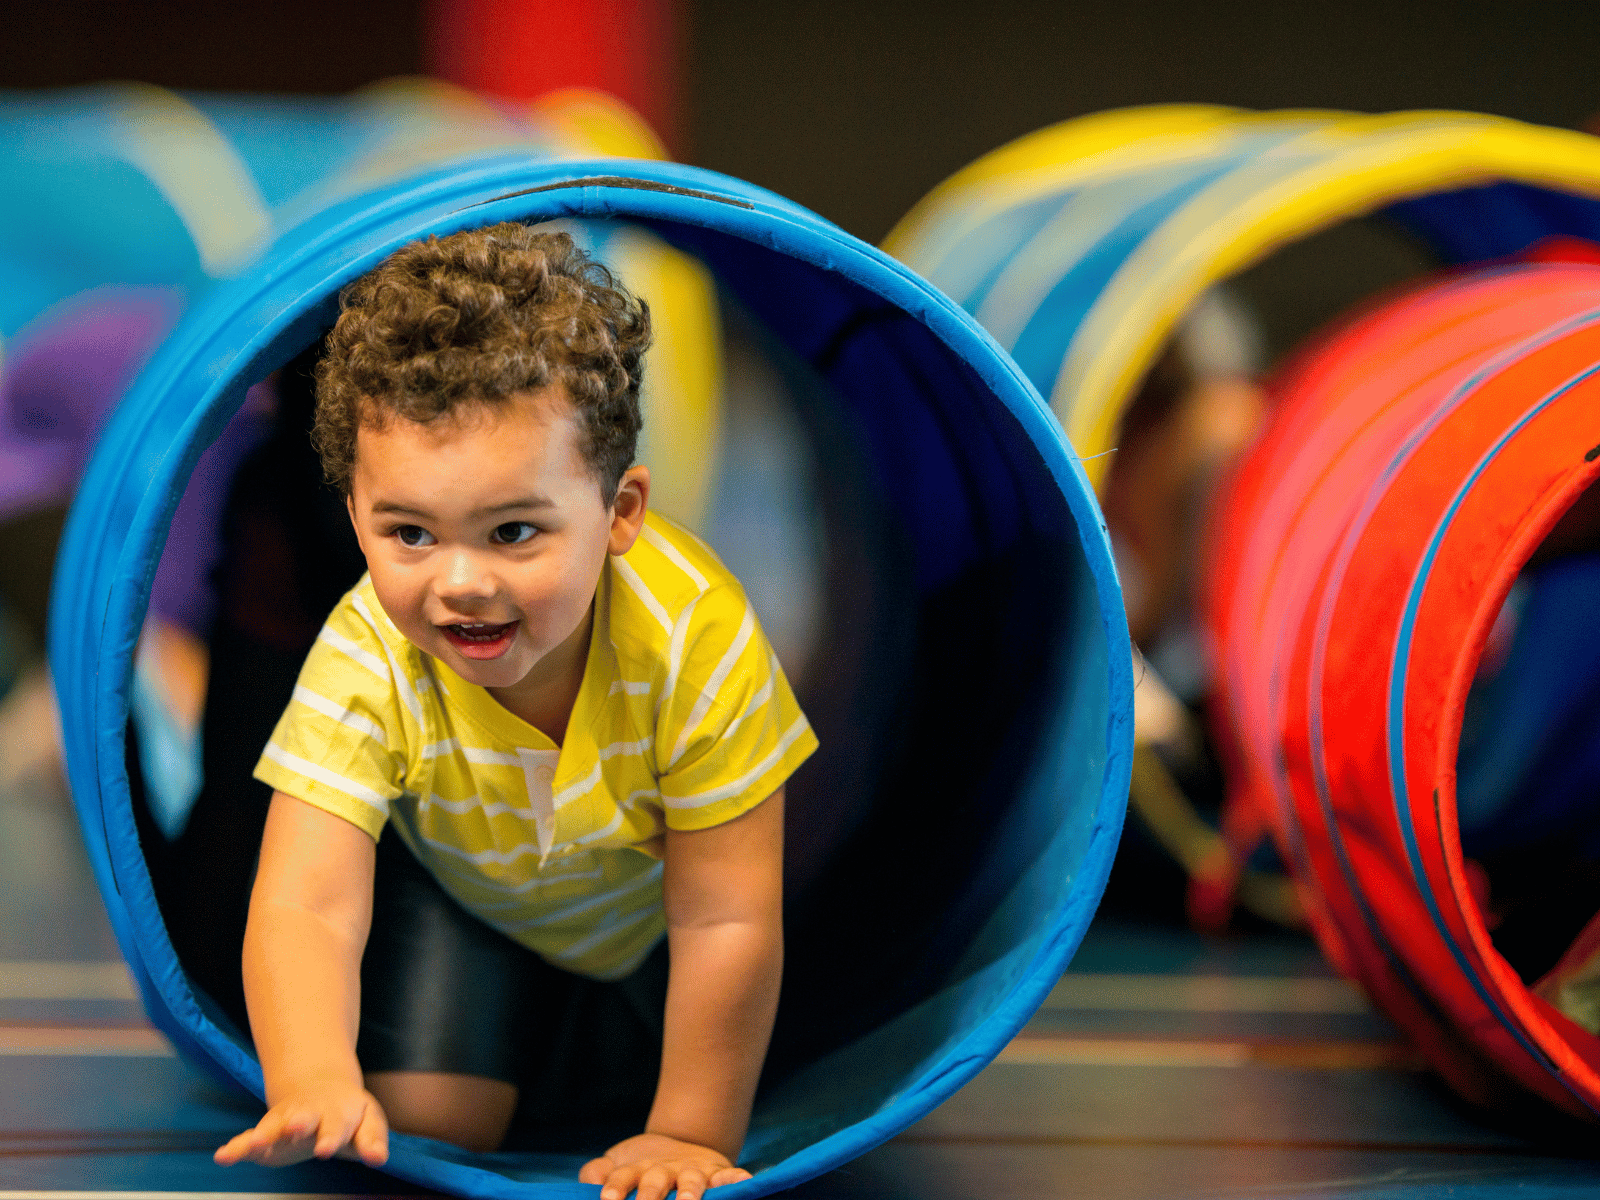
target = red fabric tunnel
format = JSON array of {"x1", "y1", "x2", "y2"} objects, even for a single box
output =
[{"x1": 1205, "y1": 260, "x2": 1600, "y2": 1120}]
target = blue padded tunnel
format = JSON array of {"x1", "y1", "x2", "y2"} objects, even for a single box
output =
[{"x1": 49, "y1": 155, "x2": 1131, "y2": 1198}]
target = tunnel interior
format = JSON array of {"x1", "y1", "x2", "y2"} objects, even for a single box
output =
[{"x1": 1458, "y1": 480, "x2": 1600, "y2": 993}]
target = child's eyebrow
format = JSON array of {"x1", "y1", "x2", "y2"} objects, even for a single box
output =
[
  {"x1": 472, "y1": 495, "x2": 556, "y2": 517},
  {"x1": 367, "y1": 496, "x2": 555, "y2": 520},
  {"x1": 370, "y1": 500, "x2": 431, "y2": 519}
]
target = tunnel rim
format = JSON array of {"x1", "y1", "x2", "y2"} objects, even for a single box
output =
[{"x1": 886, "y1": 104, "x2": 1600, "y2": 491}]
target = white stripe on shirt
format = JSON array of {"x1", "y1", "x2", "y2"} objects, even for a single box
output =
[
  {"x1": 663, "y1": 714, "x2": 810, "y2": 809},
  {"x1": 566, "y1": 784, "x2": 659, "y2": 851},
  {"x1": 463, "y1": 746, "x2": 522, "y2": 766},
  {"x1": 570, "y1": 787, "x2": 658, "y2": 847},
  {"x1": 549, "y1": 903, "x2": 660, "y2": 963},
  {"x1": 501, "y1": 861, "x2": 664, "y2": 930},
  {"x1": 669, "y1": 603, "x2": 755, "y2": 768},
  {"x1": 719, "y1": 668, "x2": 775, "y2": 744},
  {"x1": 553, "y1": 762, "x2": 603, "y2": 809},
  {"x1": 432, "y1": 854, "x2": 606, "y2": 897},
  {"x1": 613, "y1": 558, "x2": 673, "y2": 634},
  {"x1": 639, "y1": 522, "x2": 710, "y2": 590},
  {"x1": 466, "y1": 869, "x2": 608, "y2": 910},
  {"x1": 420, "y1": 833, "x2": 541, "y2": 868},
  {"x1": 262, "y1": 743, "x2": 392, "y2": 813},
  {"x1": 569, "y1": 805, "x2": 626, "y2": 846},
  {"x1": 598, "y1": 736, "x2": 652, "y2": 761},
  {"x1": 316, "y1": 627, "x2": 389, "y2": 681},
  {"x1": 349, "y1": 592, "x2": 424, "y2": 725},
  {"x1": 291, "y1": 684, "x2": 387, "y2": 746},
  {"x1": 425, "y1": 792, "x2": 539, "y2": 820},
  {"x1": 660, "y1": 595, "x2": 701, "y2": 723}
]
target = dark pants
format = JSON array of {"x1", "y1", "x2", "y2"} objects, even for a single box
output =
[{"x1": 357, "y1": 831, "x2": 669, "y2": 1150}]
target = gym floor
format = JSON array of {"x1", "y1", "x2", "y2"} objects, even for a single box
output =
[{"x1": 4, "y1": 749, "x2": 1600, "y2": 1199}]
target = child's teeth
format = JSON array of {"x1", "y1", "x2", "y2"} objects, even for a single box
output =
[{"x1": 450, "y1": 622, "x2": 508, "y2": 641}]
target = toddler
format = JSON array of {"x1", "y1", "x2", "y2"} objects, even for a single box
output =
[{"x1": 214, "y1": 223, "x2": 816, "y2": 1200}]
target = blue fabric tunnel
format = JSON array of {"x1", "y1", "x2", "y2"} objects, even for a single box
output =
[{"x1": 49, "y1": 155, "x2": 1131, "y2": 1198}]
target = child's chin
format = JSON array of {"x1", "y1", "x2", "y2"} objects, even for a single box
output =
[{"x1": 449, "y1": 652, "x2": 522, "y2": 682}]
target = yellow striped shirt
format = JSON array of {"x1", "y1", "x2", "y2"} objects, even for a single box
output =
[{"x1": 254, "y1": 512, "x2": 816, "y2": 979}]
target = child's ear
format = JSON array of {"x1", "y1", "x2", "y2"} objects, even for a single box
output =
[{"x1": 607, "y1": 465, "x2": 650, "y2": 556}]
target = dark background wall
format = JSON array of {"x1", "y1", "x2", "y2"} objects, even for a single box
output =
[
  {"x1": 3, "y1": 0, "x2": 1596, "y2": 244},
  {"x1": 688, "y1": 1, "x2": 1600, "y2": 244},
  {"x1": 0, "y1": 0, "x2": 426, "y2": 96}
]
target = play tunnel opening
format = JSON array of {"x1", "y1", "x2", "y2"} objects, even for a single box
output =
[
  {"x1": 132, "y1": 266, "x2": 1092, "y2": 1104},
  {"x1": 52, "y1": 160, "x2": 1130, "y2": 1196},
  {"x1": 1458, "y1": 479, "x2": 1600, "y2": 999}
]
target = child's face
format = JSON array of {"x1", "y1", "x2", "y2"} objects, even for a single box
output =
[{"x1": 345, "y1": 387, "x2": 648, "y2": 699}]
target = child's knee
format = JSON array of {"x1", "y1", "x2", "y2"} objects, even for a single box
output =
[{"x1": 365, "y1": 1070, "x2": 517, "y2": 1152}]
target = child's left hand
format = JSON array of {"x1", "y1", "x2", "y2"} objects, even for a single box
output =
[{"x1": 579, "y1": 1132, "x2": 751, "y2": 1200}]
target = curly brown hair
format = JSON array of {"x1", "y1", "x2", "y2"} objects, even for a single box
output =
[{"x1": 313, "y1": 223, "x2": 651, "y2": 499}]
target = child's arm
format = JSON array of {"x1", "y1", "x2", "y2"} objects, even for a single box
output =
[
  {"x1": 214, "y1": 791, "x2": 390, "y2": 1169},
  {"x1": 580, "y1": 787, "x2": 786, "y2": 1200}
]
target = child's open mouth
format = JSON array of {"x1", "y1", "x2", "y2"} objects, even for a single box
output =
[{"x1": 439, "y1": 620, "x2": 519, "y2": 659}]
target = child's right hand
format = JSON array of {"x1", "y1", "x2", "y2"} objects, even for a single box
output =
[{"x1": 214, "y1": 1082, "x2": 389, "y2": 1168}]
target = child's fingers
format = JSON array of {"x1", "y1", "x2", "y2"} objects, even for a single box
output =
[
  {"x1": 217, "y1": 1099, "x2": 380, "y2": 1171},
  {"x1": 259, "y1": 1123, "x2": 318, "y2": 1166},
  {"x1": 252, "y1": 1107, "x2": 289, "y2": 1145},
  {"x1": 312, "y1": 1109, "x2": 356, "y2": 1160},
  {"x1": 263, "y1": 1106, "x2": 323, "y2": 1165},
  {"x1": 707, "y1": 1167, "x2": 752, "y2": 1189},
  {"x1": 249, "y1": 1105, "x2": 327, "y2": 1167},
  {"x1": 349, "y1": 1100, "x2": 390, "y2": 1166},
  {"x1": 578, "y1": 1155, "x2": 615, "y2": 1185},
  {"x1": 213, "y1": 1128, "x2": 258, "y2": 1166},
  {"x1": 280, "y1": 1105, "x2": 320, "y2": 1134},
  {"x1": 632, "y1": 1164, "x2": 675, "y2": 1200},
  {"x1": 216, "y1": 1107, "x2": 292, "y2": 1166},
  {"x1": 600, "y1": 1162, "x2": 644, "y2": 1200},
  {"x1": 262, "y1": 1136, "x2": 318, "y2": 1168},
  {"x1": 672, "y1": 1166, "x2": 710, "y2": 1200}
]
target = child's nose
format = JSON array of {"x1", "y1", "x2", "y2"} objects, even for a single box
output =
[{"x1": 435, "y1": 550, "x2": 497, "y2": 601}]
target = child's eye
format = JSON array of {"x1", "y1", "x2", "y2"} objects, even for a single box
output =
[
  {"x1": 491, "y1": 521, "x2": 539, "y2": 545},
  {"x1": 394, "y1": 525, "x2": 436, "y2": 547}
]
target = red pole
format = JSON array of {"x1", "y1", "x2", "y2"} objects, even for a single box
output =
[{"x1": 423, "y1": 0, "x2": 682, "y2": 157}]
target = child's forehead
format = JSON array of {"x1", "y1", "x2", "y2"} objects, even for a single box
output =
[
  {"x1": 358, "y1": 386, "x2": 576, "y2": 445},
  {"x1": 347, "y1": 385, "x2": 614, "y2": 508},
  {"x1": 350, "y1": 387, "x2": 600, "y2": 504}
]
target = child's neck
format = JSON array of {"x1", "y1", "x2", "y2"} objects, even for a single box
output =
[{"x1": 487, "y1": 605, "x2": 594, "y2": 746}]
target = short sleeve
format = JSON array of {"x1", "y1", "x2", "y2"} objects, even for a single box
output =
[
  {"x1": 655, "y1": 585, "x2": 818, "y2": 831},
  {"x1": 252, "y1": 588, "x2": 410, "y2": 840}
]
